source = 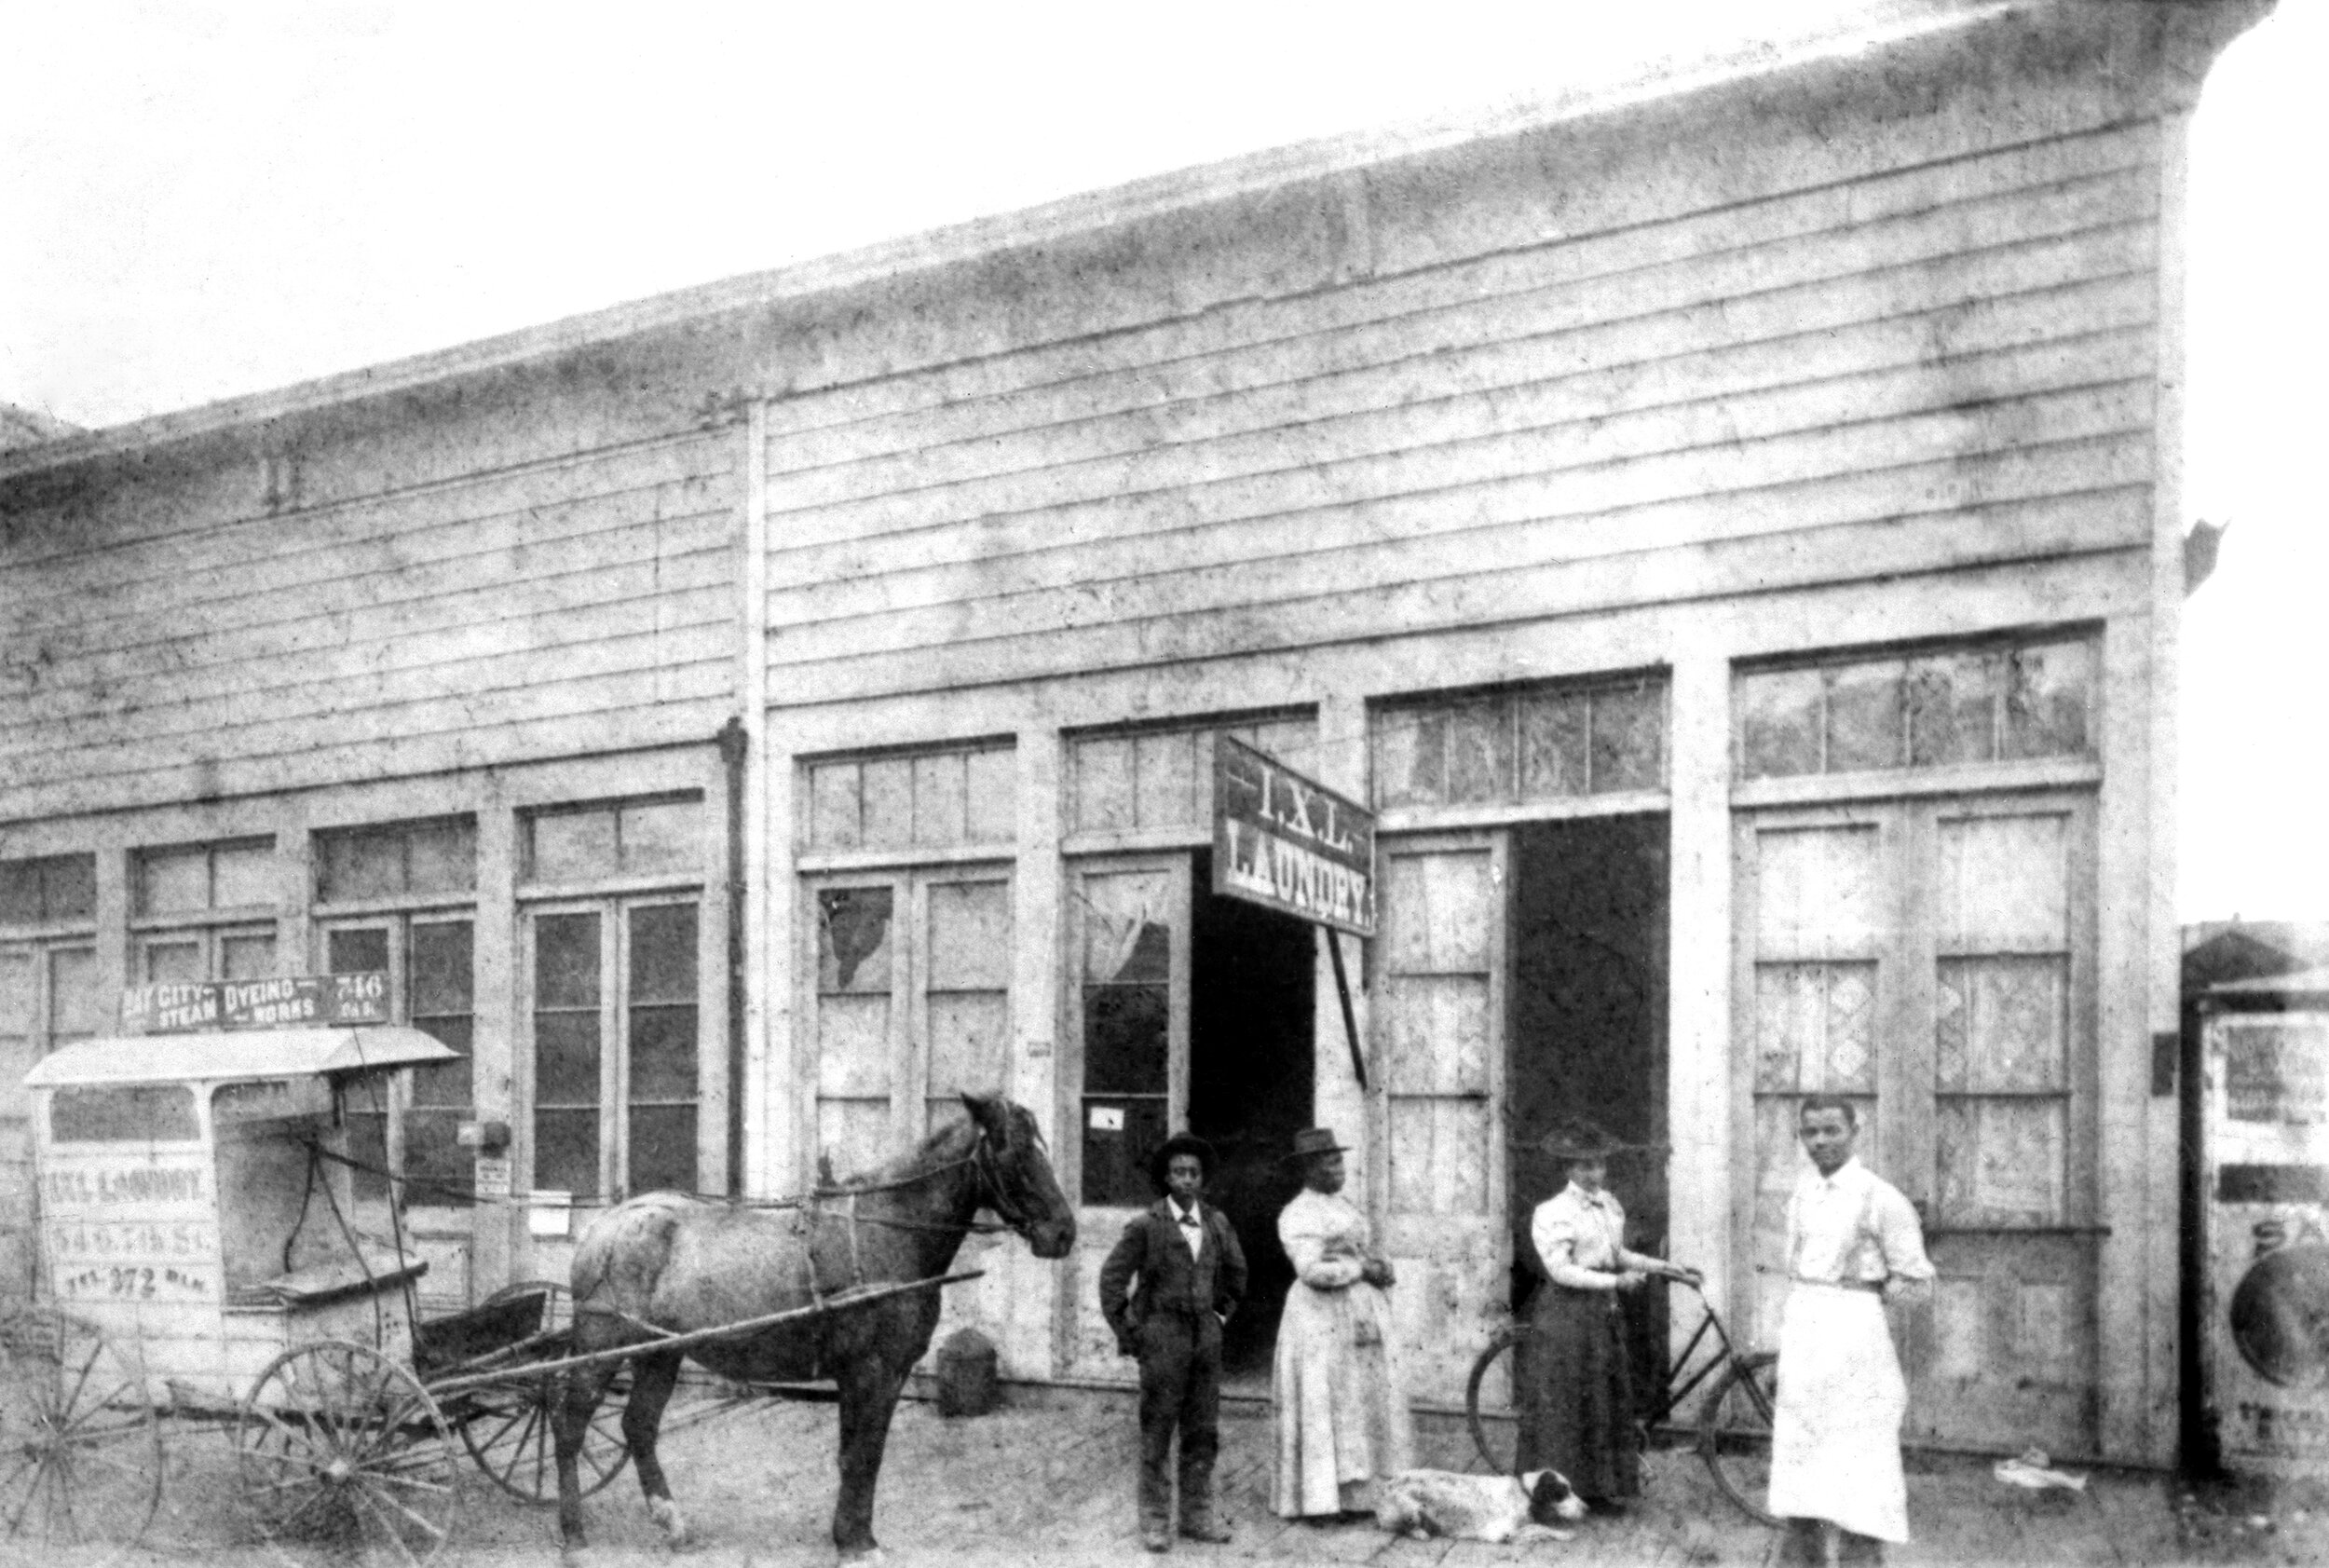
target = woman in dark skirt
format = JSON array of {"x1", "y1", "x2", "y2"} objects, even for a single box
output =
[{"x1": 1517, "y1": 1119, "x2": 1699, "y2": 1511}]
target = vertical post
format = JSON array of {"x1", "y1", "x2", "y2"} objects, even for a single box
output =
[
  {"x1": 1328, "y1": 931, "x2": 1367, "y2": 1092},
  {"x1": 1666, "y1": 643, "x2": 1733, "y2": 1343},
  {"x1": 1012, "y1": 729, "x2": 1064, "y2": 1377},
  {"x1": 473, "y1": 781, "x2": 518, "y2": 1291},
  {"x1": 741, "y1": 399, "x2": 772, "y2": 1198},
  {"x1": 1312, "y1": 693, "x2": 1369, "y2": 1201}
]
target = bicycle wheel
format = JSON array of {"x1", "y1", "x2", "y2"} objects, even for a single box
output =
[
  {"x1": 1464, "y1": 1328, "x2": 1523, "y2": 1475},
  {"x1": 1696, "y1": 1349, "x2": 1779, "y2": 1525}
]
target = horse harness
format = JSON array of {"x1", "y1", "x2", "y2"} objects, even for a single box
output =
[{"x1": 797, "y1": 1127, "x2": 1024, "y2": 1312}]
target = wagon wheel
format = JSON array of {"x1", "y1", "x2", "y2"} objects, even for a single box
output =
[
  {"x1": 460, "y1": 1280, "x2": 630, "y2": 1504},
  {"x1": 235, "y1": 1338, "x2": 460, "y2": 1566},
  {"x1": 0, "y1": 1309, "x2": 165, "y2": 1550}
]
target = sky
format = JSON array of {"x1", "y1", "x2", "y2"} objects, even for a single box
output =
[{"x1": 2, "y1": 1, "x2": 2322, "y2": 923}]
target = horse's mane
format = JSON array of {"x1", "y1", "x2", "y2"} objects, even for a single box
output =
[{"x1": 818, "y1": 1108, "x2": 987, "y2": 1194}]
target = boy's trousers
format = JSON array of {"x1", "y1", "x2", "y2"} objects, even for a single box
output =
[{"x1": 1136, "y1": 1307, "x2": 1222, "y2": 1529}]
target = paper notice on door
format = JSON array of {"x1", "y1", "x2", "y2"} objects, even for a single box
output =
[{"x1": 1089, "y1": 1106, "x2": 1124, "y2": 1132}]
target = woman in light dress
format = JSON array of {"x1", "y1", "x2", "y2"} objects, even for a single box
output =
[{"x1": 1271, "y1": 1126, "x2": 1413, "y2": 1521}]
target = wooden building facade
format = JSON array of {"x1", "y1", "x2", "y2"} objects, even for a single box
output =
[{"x1": 0, "y1": 0, "x2": 2266, "y2": 1466}]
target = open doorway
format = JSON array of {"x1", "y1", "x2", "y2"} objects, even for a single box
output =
[
  {"x1": 1187, "y1": 847, "x2": 1316, "y2": 1384},
  {"x1": 1506, "y1": 815, "x2": 1669, "y2": 1405}
]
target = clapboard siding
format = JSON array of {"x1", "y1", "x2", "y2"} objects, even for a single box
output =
[
  {"x1": 774, "y1": 492, "x2": 2147, "y2": 706},
  {"x1": 756, "y1": 123, "x2": 2154, "y2": 461},
  {"x1": 0, "y1": 433, "x2": 739, "y2": 820},
  {"x1": 758, "y1": 113, "x2": 2162, "y2": 707},
  {"x1": 770, "y1": 320, "x2": 2151, "y2": 629},
  {"x1": 762, "y1": 152, "x2": 2155, "y2": 507},
  {"x1": 763, "y1": 215, "x2": 2153, "y2": 554}
]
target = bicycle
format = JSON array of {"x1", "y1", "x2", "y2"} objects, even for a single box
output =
[{"x1": 1463, "y1": 1276, "x2": 1779, "y2": 1524}]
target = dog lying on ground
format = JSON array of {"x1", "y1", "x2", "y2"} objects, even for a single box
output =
[{"x1": 1374, "y1": 1467, "x2": 1587, "y2": 1543}]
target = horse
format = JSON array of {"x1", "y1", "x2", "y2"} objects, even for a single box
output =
[{"x1": 550, "y1": 1092, "x2": 1076, "y2": 1561}]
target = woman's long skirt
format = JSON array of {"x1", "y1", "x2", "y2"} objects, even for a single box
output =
[{"x1": 1516, "y1": 1284, "x2": 1640, "y2": 1502}]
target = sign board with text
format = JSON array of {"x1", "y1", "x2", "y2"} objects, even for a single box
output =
[
  {"x1": 121, "y1": 973, "x2": 391, "y2": 1034},
  {"x1": 1211, "y1": 735, "x2": 1376, "y2": 938}
]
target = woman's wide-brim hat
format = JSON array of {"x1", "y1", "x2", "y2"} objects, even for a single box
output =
[
  {"x1": 1148, "y1": 1132, "x2": 1218, "y2": 1187},
  {"x1": 1537, "y1": 1117, "x2": 1657, "y2": 1162},
  {"x1": 1280, "y1": 1126, "x2": 1351, "y2": 1166}
]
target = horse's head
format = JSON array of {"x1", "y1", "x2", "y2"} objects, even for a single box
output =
[{"x1": 962, "y1": 1093, "x2": 1076, "y2": 1259}]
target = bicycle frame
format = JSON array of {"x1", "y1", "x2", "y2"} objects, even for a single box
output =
[{"x1": 1647, "y1": 1279, "x2": 1735, "y2": 1430}]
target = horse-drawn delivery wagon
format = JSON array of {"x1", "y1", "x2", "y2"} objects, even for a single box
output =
[{"x1": 3, "y1": 994, "x2": 1070, "y2": 1565}]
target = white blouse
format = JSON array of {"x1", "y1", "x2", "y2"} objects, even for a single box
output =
[{"x1": 1531, "y1": 1181, "x2": 1655, "y2": 1291}]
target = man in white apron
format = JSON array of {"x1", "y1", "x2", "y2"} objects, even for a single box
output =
[{"x1": 1769, "y1": 1095, "x2": 1933, "y2": 1566}]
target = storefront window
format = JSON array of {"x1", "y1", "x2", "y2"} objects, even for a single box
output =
[{"x1": 1372, "y1": 677, "x2": 1667, "y2": 810}]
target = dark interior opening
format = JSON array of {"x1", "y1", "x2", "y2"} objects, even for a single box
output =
[
  {"x1": 1506, "y1": 814, "x2": 1670, "y2": 1411},
  {"x1": 1187, "y1": 847, "x2": 1316, "y2": 1383}
]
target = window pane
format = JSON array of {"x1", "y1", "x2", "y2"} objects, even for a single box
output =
[
  {"x1": 50, "y1": 1084, "x2": 199, "y2": 1143},
  {"x1": 347, "y1": 1110, "x2": 391, "y2": 1202},
  {"x1": 1906, "y1": 652, "x2": 1997, "y2": 767},
  {"x1": 629, "y1": 904, "x2": 698, "y2": 1004},
  {"x1": 531, "y1": 811, "x2": 617, "y2": 883},
  {"x1": 1937, "y1": 956, "x2": 2067, "y2": 1094},
  {"x1": 48, "y1": 948, "x2": 102, "y2": 1039},
  {"x1": 928, "y1": 881, "x2": 1009, "y2": 990},
  {"x1": 930, "y1": 993, "x2": 1009, "y2": 1097},
  {"x1": 809, "y1": 763, "x2": 862, "y2": 850},
  {"x1": 628, "y1": 1105, "x2": 697, "y2": 1196},
  {"x1": 1444, "y1": 702, "x2": 1511, "y2": 804},
  {"x1": 535, "y1": 1012, "x2": 602, "y2": 1105},
  {"x1": 628, "y1": 1004, "x2": 699, "y2": 1101},
  {"x1": 43, "y1": 855, "x2": 95, "y2": 922},
  {"x1": 963, "y1": 747, "x2": 1017, "y2": 844},
  {"x1": 411, "y1": 920, "x2": 474, "y2": 1016},
  {"x1": 1084, "y1": 984, "x2": 1167, "y2": 1094},
  {"x1": 213, "y1": 842, "x2": 277, "y2": 908},
  {"x1": 1937, "y1": 1098, "x2": 2064, "y2": 1226},
  {"x1": 0, "y1": 863, "x2": 38, "y2": 925},
  {"x1": 534, "y1": 1109, "x2": 599, "y2": 1199},
  {"x1": 1739, "y1": 668, "x2": 1823, "y2": 779},
  {"x1": 1375, "y1": 708, "x2": 1447, "y2": 808},
  {"x1": 1081, "y1": 1096, "x2": 1166, "y2": 1206},
  {"x1": 143, "y1": 940, "x2": 201, "y2": 984},
  {"x1": 221, "y1": 932, "x2": 276, "y2": 980},
  {"x1": 320, "y1": 832, "x2": 404, "y2": 901},
  {"x1": 1824, "y1": 661, "x2": 1905, "y2": 773},
  {"x1": 413, "y1": 1054, "x2": 473, "y2": 1109},
  {"x1": 1589, "y1": 683, "x2": 1666, "y2": 791},
  {"x1": 620, "y1": 799, "x2": 700, "y2": 876},
  {"x1": 912, "y1": 752, "x2": 968, "y2": 846},
  {"x1": 1518, "y1": 691, "x2": 1590, "y2": 799},
  {"x1": 535, "y1": 913, "x2": 601, "y2": 1007},
  {"x1": 860, "y1": 758, "x2": 913, "y2": 848},
  {"x1": 2004, "y1": 641, "x2": 2093, "y2": 759},
  {"x1": 1073, "y1": 736, "x2": 1136, "y2": 832},
  {"x1": 818, "y1": 888, "x2": 893, "y2": 993},
  {"x1": 328, "y1": 926, "x2": 391, "y2": 978},
  {"x1": 0, "y1": 954, "x2": 32, "y2": 1035},
  {"x1": 406, "y1": 820, "x2": 477, "y2": 894},
  {"x1": 404, "y1": 1110, "x2": 471, "y2": 1200},
  {"x1": 140, "y1": 849, "x2": 209, "y2": 916}
]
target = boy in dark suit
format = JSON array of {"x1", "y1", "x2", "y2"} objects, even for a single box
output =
[{"x1": 1099, "y1": 1131, "x2": 1249, "y2": 1552}]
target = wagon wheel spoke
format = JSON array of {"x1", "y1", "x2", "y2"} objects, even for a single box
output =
[
  {"x1": 1, "y1": 1455, "x2": 43, "y2": 1537},
  {"x1": 57, "y1": 1342, "x2": 104, "y2": 1422},
  {"x1": 363, "y1": 1467, "x2": 455, "y2": 1496},
  {"x1": 357, "y1": 1476, "x2": 450, "y2": 1566}
]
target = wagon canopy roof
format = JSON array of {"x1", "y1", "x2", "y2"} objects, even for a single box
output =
[{"x1": 23, "y1": 1026, "x2": 459, "y2": 1088}]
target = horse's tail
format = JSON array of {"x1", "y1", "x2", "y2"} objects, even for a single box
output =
[{"x1": 570, "y1": 1192, "x2": 701, "y2": 1316}]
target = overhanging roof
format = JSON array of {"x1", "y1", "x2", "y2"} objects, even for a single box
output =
[{"x1": 24, "y1": 1027, "x2": 459, "y2": 1088}]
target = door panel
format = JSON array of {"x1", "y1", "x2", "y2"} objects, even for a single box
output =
[
  {"x1": 1735, "y1": 795, "x2": 2097, "y2": 1452},
  {"x1": 1063, "y1": 856, "x2": 1190, "y2": 1381},
  {"x1": 1375, "y1": 834, "x2": 1506, "y2": 1402}
]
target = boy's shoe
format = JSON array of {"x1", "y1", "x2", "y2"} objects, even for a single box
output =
[{"x1": 1179, "y1": 1515, "x2": 1233, "y2": 1544}]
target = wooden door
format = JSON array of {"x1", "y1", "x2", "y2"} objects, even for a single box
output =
[
  {"x1": 1734, "y1": 795, "x2": 2098, "y2": 1454},
  {"x1": 1372, "y1": 832, "x2": 1508, "y2": 1402},
  {"x1": 1061, "y1": 855, "x2": 1191, "y2": 1378}
]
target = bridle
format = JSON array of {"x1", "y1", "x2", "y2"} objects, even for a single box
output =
[{"x1": 969, "y1": 1122, "x2": 1044, "y2": 1232}]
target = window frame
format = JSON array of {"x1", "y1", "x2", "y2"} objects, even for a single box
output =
[
  {"x1": 1058, "y1": 852, "x2": 1190, "y2": 1216},
  {"x1": 520, "y1": 890, "x2": 710, "y2": 1205},
  {"x1": 796, "y1": 863, "x2": 1017, "y2": 1187},
  {"x1": 316, "y1": 906, "x2": 477, "y2": 1208}
]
